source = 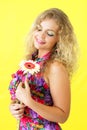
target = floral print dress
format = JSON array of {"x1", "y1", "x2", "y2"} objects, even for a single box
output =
[{"x1": 9, "y1": 52, "x2": 62, "y2": 130}]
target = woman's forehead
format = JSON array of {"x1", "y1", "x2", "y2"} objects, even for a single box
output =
[{"x1": 38, "y1": 19, "x2": 59, "y2": 31}]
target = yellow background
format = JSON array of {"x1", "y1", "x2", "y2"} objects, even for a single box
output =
[{"x1": 0, "y1": 0, "x2": 87, "y2": 129}]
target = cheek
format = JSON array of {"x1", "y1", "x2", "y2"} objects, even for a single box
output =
[
  {"x1": 48, "y1": 37, "x2": 58, "y2": 44},
  {"x1": 32, "y1": 32, "x2": 37, "y2": 42},
  {"x1": 33, "y1": 31, "x2": 36, "y2": 37},
  {"x1": 48, "y1": 38, "x2": 58, "y2": 48},
  {"x1": 52, "y1": 37, "x2": 59, "y2": 45},
  {"x1": 33, "y1": 30, "x2": 38, "y2": 37}
]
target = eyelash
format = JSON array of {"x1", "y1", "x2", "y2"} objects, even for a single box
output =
[
  {"x1": 36, "y1": 27, "x2": 55, "y2": 37},
  {"x1": 36, "y1": 26, "x2": 42, "y2": 31},
  {"x1": 37, "y1": 28, "x2": 42, "y2": 31},
  {"x1": 47, "y1": 33, "x2": 54, "y2": 36}
]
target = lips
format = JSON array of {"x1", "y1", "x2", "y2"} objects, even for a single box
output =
[{"x1": 35, "y1": 38, "x2": 45, "y2": 44}]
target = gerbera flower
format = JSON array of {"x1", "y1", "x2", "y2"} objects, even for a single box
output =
[
  {"x1": 19, "y1": 60, "x2": 40, "y2": 75},
  {"x1": 9, "y1": 60, "x2": 40, "y2": 101}
]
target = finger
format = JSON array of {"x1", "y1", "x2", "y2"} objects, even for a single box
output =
[
  {"x1": 16, "y1": 83, "x2": 24, "y2": 99},
  {"x1": 17, "y1": 82, "x2": 23, "y2": 90},
  {"x1": 10, "y1": 106, "x2": 24, "y2": 117},
  {"x1": 14, "y1": 114, "x2": 23, "y2": 120},
  {"x1": 25, "y1": 78, "x2": 29, "y2": 90},
  {"x1": 10, "y1": 103, "x2": 25, "y2": 111}
]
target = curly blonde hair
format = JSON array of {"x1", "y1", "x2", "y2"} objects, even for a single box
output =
[{"x1": 25, "y1": 8, "x2": 79, "y2": 77}]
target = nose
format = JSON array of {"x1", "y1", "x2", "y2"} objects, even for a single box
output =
[{"x1": 39, "y1": 31, "x2": 45, "y2": 39}]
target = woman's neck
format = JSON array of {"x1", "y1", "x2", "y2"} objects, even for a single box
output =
[{"x1": 38, "y1": 50, "x2": 51, "y2": 58}]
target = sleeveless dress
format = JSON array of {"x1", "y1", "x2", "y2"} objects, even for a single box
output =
[
  {"x1": 9, "y1": 52, "x2": 62, "y2": 130},
  {"x1": 19, "y1": 52, "x2": 62, "y2": 130}
]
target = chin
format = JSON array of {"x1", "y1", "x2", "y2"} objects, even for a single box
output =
[
  {"x1": 34, "y1": 42, "x2": 43, "y2": 49},
  {"x1": 34, "y1": 43, "x2": 40, "y2": 49}
]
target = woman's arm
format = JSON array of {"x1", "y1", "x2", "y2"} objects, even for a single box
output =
[{"x1": 16, "y1": 61, "x2": 70, "y2": 123}]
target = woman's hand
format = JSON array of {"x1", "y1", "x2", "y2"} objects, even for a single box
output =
[
  {"x1": 16, "y1": 79, "x2": 32, "y2": 106},
  {"x1": 9, "y1": 103, "x2": 25, "y2": 120}
]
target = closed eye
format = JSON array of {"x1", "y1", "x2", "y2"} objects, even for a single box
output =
[
  {"x1": 47, "y1": 31, "x2": 55, "y2": 37},
  {"x1": 36, "y1": 25, "x2": 42, "y2": 31},
  {"x1": 36, "y1": 24, "x2": 56, "y2": 37}
]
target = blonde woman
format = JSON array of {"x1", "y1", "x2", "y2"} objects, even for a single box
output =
[{"x1": 9, "y1": 8, "x2": 78, "y2": 130}]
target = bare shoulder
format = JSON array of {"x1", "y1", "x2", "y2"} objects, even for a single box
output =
[{"x1": 49, "y1": 60, "x2": 69, "y2": 77}]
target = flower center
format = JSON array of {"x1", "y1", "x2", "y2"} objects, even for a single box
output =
[{"x1": 24, "y1": 62, "x2": 35, "y2": 69}]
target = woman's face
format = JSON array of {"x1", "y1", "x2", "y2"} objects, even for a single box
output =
[{"x1": 33, "y1": 19, "x2": 59, "y2": 52}]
